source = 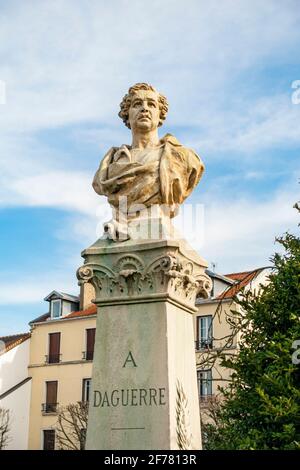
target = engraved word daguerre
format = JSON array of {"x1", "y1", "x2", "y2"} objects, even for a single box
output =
[
  {"x1": 92, "y1": 351, "x2": 167, "y2": 409},
  {"x1": 92, "y1": 83, "x2": 205, "y2": 240}
]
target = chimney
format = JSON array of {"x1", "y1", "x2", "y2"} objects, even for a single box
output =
[{"x1": 80, "y1": 283, "x2": 96, "y2": 310}]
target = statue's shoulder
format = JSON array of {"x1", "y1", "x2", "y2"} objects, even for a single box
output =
[
  {"x1": 161, "y1": 133, "x2": 202, "y2": 162},
  {"x1": 161, "y1": 133, "x2": 182, "y2": 148},
  {"x1": 102, "y1": 146, "x2": 119, "y2": 159},
  {"x1": 100, "y1": 145, "x2": 129, "y2": 166}
]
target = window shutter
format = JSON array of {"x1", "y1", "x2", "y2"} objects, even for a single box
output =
[
  {"x1": 49, "y1": 332, "x2": 61, "y2": 363},
  {"x1": 46, "y1": 381, "x2": 58, "y2": 412},
  {"x1": 43, "y1": 430, "x2": 55, "y2": 450},
  {"x1": 86, "y1": 328, "x2": 96, "y2": 360}
]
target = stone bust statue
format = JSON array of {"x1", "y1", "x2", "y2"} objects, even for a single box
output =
[{"x1": 92, "y1": 83, "x2": 205, "y2": 240}]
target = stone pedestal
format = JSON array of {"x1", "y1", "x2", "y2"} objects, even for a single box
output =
[{"x1": 77, "y1": 236, "x2": 211, "y2": 450}]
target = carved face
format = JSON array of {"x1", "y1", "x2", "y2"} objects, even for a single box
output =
[{"x1": 128, "y1": 90, "x2": 160, "y2": 132}]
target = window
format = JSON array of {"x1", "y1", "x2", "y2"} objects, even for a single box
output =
[
  {"x1": 197, "y1": 370, "x2": 212, "y2": 398},
  {"x1": 43, "y1": 381, "x2": 58, "y2": 413},
  {"x1": 84, "y1": 328, "x2": 96, "y2": 360},
  {"x1": 47, "y1": 332, "x2": 61, "y2": 363},
  {"x1": 82, "y1": 378, "x2": 92, "y2": 403},
  {"x1": 62, "y1": 301, "x2": 72, "y2": 316},
  {"x1": 51, "y1": 299, "x2": 61, "y2": 319},
  {"x1": 196, "y1": 315, "x2": 213, "y2": 350},
  {"x1": 43, "y1": 430, "x2": 55, "y2": 450}
]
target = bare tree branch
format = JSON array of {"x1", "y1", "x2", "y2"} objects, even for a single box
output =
[
  {"x1": 54, "y1": 402, "x2": 88, "y2": 450},
  {"x1": 0, "y1": 408, "x2": 10, "y2": 450}
]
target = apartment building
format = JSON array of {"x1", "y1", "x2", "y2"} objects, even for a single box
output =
[
  {"x1": 27, "y1": 286, "x2": 96, "y2": 450},
  {"x1": 194, "y1": 267, "x2": 271, "y2": 413}
]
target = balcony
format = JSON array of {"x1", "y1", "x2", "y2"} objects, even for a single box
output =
[
  {"x1": 42, "y1": 402, "x2": 59, "y2": 414},
  {"x1": 82, "y1": 350, "x2": 94, "y2": 361},
  {"x1": 45, "y1": 354, "x2": 62, "y2": 364},
  {"x1": 199, "y1": 395, "x2": 216, "y2": 408},
  {"x1": 195, "y1": 339, "x2": 213, "y2": 351},
  {"x1": 199, "y1": 394, "x2": 215, "y2": 403}
]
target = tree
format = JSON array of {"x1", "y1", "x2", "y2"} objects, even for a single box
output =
[
  {"x1": 0, "y1": 407, "x2": 10, "y2": 450},
  {"x1": 203, "y1": 204, "x2": 300, "y2": 450},
  {"x1": 54, "y1": 402, "x2": 88, "y2": 450}
]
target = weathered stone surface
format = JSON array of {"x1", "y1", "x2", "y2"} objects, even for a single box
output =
[
  {"x1": 84, "y1": 296, "x2": 201, "y2": 450},
  {"x1": 78, "y1": 237, "x2": 211, "y2": 450},
  {"x1": 77, "y1": 238, "x2": 212, "y2": 311}
]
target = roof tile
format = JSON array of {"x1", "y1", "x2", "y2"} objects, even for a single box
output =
[
  {"x1": 65, "y1": 304, "x2": 97, "y2": 319},
  {"x1": 218, "y1": 268, "x2": 264, "y2": 300},
  {"x1": 0, "y1": 333, "x2": 31, "y2": 354}
]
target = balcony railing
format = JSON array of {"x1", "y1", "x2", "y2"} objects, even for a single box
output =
[
  {"x1": 42, "y1": 402, "x2": 59, "y2": 413},
  {"x1": 199, "y1": 394, "x2": 214, "y2": 403},
  {"x1": 45, "y1": 354, "x2": 62, "y2": 364},
  {"x1": 82, "y1": 350, "x2": 94, "y2": 361},
  {"x1": 195, "y1": 339, "x2": 213, "y2": 351}
]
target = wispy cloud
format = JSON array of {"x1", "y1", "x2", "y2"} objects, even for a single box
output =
[
  {"x1": 0, "y1": 270, "x2": 78, "y2": 305},
  {"x1": 0, "y1": 0, "x2": 299, "y2": 133},
  {"x1": 202, "y1": 186, "x2": 299, "y2": 272},
  {"x1": 188, "y1": 94, "x2": 300, "y2": 155}
]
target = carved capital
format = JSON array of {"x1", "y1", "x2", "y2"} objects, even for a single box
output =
[{"x1": 78, "y1": 247, "x2": 212, "y2": 309}]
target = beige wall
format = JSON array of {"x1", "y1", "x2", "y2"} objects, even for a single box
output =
[
  {"x1": 28, "y1": 316, "x2": 96, "y2": 450},
  {"x1": 193, "y1": 268, "x2": 270, "y2": 402},
  {"x1": 194, "y1": 299, "x2": 238, "y2": 351},
  {"x1": 194, "y1": 299, "x2": 239, "y2": 400}
]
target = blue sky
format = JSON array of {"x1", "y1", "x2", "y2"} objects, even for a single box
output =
[{"x1": 0, "y1": 0, "x2": 299, "y2": 335}]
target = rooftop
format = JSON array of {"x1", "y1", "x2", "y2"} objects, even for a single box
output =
[
  {"x1": 30, "y1": 303, "x2": 97, "y2": 325},
  {"x1": 0, "y1": 333, "x2": 31, "y2": 354},
  {"x1": 44, "y1": 290, "x2": 79, "y2": 303},
  {"x1": 218, "y1": 267, "x2": 269, "y2": 300}
]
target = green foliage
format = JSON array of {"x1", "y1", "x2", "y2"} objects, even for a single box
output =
[{"x1": 203, "y1": 205, "x2": 300, "y2": 450}]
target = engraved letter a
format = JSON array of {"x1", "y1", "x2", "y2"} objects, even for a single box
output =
[{"x1": 123, "y1": 351, "x2": 137, "y2": 368}]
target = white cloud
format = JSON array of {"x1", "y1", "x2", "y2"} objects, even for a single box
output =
[
  {"x1": 188, "y1": 94, "x2": 300, "y2": 155},
  {"x1": 9, "y1": 170, "x2": 100, "y2": 215},
  {"x1": 0, "y1": 276, "x2": 78, "y2": 305},
  {"x1": 201, "y1": 187, "x2": 299, "y2": 272},
  {"x1": 0, "y1": 0, "x2": 299, "y2": 133},
  {"x1": 0, "y1": 131, "x2": 107, "y2": 214}
]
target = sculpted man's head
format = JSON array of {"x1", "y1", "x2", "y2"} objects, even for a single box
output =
[
  {"x1": 118, "y1": 83, "x2": 168, "y2": 131},
  {"x1": 92, "y1": 82, "x2": 205, "y2": 242}
]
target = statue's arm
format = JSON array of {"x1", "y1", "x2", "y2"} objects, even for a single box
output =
[
  {"x1": 186, "y1": 148, "x2": 205, "y2": 193},
  {"x1": 92, "y1": 147, "x2": 116, "y2": 196}
]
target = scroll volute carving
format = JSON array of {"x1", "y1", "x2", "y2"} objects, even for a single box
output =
[{"x1": 77, "y1": 252, "x2": 212, "y2": 304}]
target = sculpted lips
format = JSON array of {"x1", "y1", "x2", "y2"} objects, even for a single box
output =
[{"x1": 138, "y1": 114, "x2": 151, "y2": 121}]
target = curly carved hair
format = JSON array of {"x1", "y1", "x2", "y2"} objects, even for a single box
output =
[{"x1": 118, "y1": 83, "x2": 168, "y2": 129}]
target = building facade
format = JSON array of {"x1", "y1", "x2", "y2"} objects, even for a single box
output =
[
  {"x1": 194, "y1": 267, "x2": 271, "y2": 418},
  {"x1": 27, "y1": 288, "x2": 96, "y2": 450},
  {"x1": 0, "y1": 333, "x2": 31, "y2": 449}
]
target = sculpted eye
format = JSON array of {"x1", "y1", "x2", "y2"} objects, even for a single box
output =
[
  {"x1": 149, "y1": 102, "x2": 156, "y2": 107},
  {"x1": 132, "y1": 100, "x2": 142, "y2": 107}
]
